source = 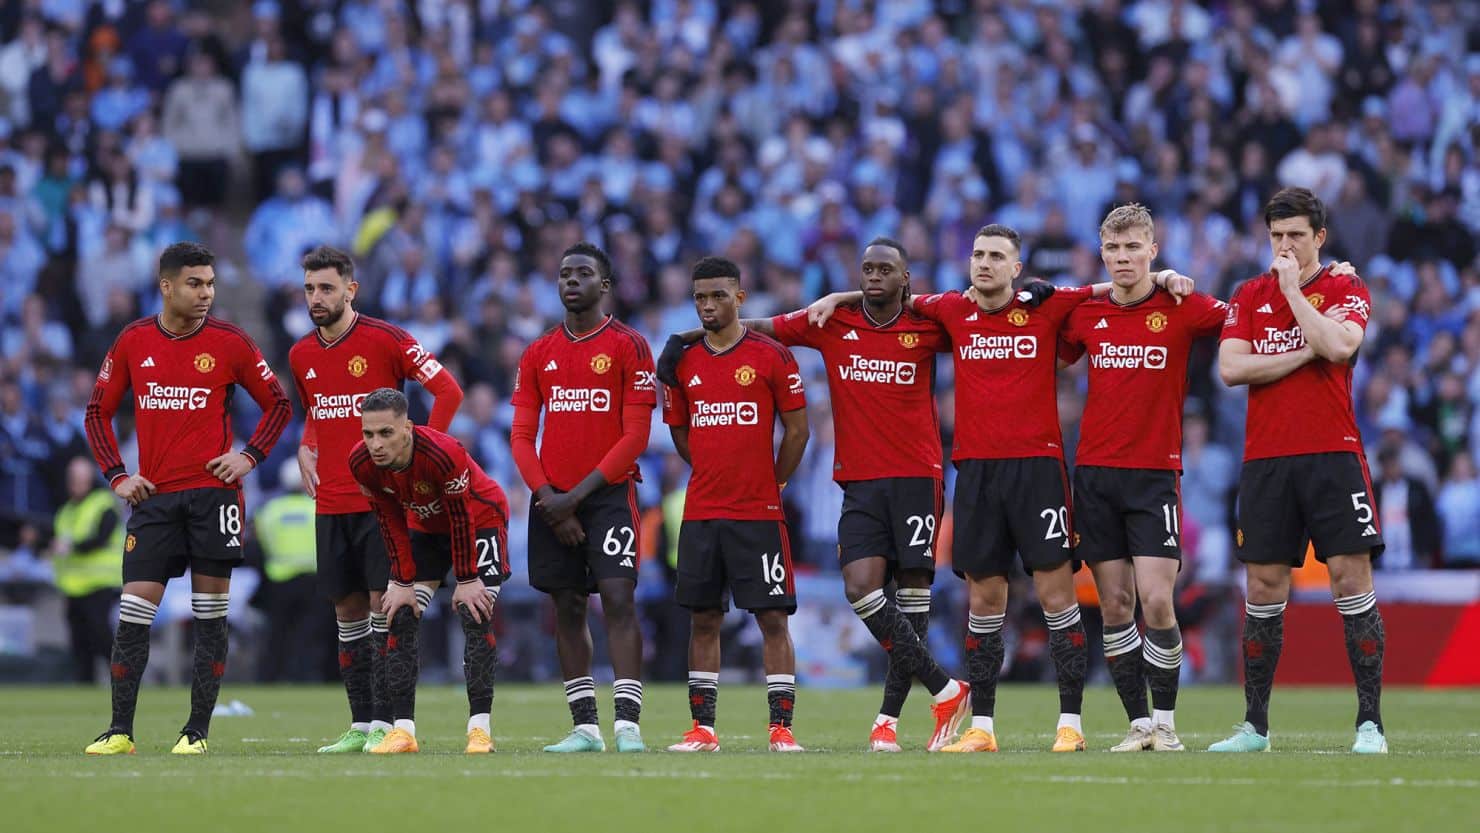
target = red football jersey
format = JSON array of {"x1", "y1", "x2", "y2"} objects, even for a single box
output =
[
  {"x1": 511, "y1": 317, "x2": 657, "y2": 490},
  {"x1": 662, "y1": 331, "x2": 807, "y2": 521},
  {"x1": 290, "y1": 313, "x2": 455, "y2": 514},
  {"x1": 348, "y1": 426, "x2": 509, "y2": 583},
  {"x1": 771, "y1": 303, "x2": 947, "y2": 482},
  {"x1": 914, "y1": 287, "x2": 1093, "y2": 462},
  {"x1": 1060, "y1": 290, "x2": 1227, "y2": 470},
  {"x1": 86, "y1": 316, "x2": 291, "y2": 493},
  {"x1": 1221, "y1": 266, "x2": 1373, "y2": 461}
]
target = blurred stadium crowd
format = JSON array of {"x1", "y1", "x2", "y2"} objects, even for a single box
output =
[{"x1": 0, "y1": 0, "x2": 1477, "y2": 683}]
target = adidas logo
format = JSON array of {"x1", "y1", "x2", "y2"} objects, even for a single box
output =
[
  {"x1": 304, "y1": 367, "x2": 317, "y2": 379},
  {"x1": 1164, "y1": 535, "x2": 1178, "y2": 547},
  {"x1": 965, "y1": 312, "x2": 979, "y2": 321},
  {"x1": 688, "y1": 375, "x2": 702, "y2": 387},
  {"x1": 922, "y1": 548, "x2": 932, "y2": 559},
  {"x1": 1094, "y1": 319, "x2": 1109, "y2": 329},
  {"x1": 1257, "y1": 303, "x2": 1274, "y2": 314},
  {"x1": 1363, "y1": 524, "x2": 1377, "y2": 536},
  {"x1": 843, "y1": 329, "x2": 860, "y2": 341},
  {"x1": 544, "y1": 360, "x2": 558, "y2": 371},
  {"x1": 768, "y1": 585, "x2": 785, "y2": 596},
  {"x1": 141, "y1": 356, "x2": 156, "y2": 368},
  {"x1": 619, "y1": 557, "x2": 634, "y2": 568},
  {"x1": 227, "y1": 536, "x2": 241, "y2": 548}
]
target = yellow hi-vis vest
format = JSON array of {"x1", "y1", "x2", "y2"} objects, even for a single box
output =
[
  {"x1": 254, "y1": 493, "x2": 318, "y2": 583},
  {"x1": 52, "y1": 489, "x2": 124, "y2": 597}
]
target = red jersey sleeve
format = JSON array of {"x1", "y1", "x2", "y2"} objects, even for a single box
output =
[
  {"x1": 84, "y1": 331, "x2": 134, "y2": 485},
  {"x1": 1186, "y1": 292, "x2": 1230, "y2": 339},
  {"x1": 288, "y1": 344, "x2": 317, "y2": 451},
  {"x1": 912, "y1": 292, "x2": 959, "y2": 322},
  {"x1": 350, "y1": 447, "x2": 415, "y2": 584},
  {"x1": 770, "y1": 310, "x2": 819, "y2": 349},
  {"x1": 231, "y1": 334, "x2": 292, "y2": 467},
  {"x1": 430, "y1": 437, "x2": 480, "y2": 582},
  {"x1": 594, "y1": 334, "x2": 655, "y2": 484},
  {"x1": 509, "y1": 345, "x2": 549, "y2": 490},
  {"x1": 1329, "y1": 275, "x2": 1373, "y2": 330},
  {"x1": 1057, "y1": 310, "x2": 1087, "y2": 364},
  {"x1": 1220, "y1": 281, "x2": 1256, "y2": 343},
  {"x1": 769, "y1": 346, "x2": 807, "y2": 412},
  {"x1": 662, "y1": 378, "x2": 689, "y2": 427},
  {"x1": 393, "y1": 327, "x2": 461, "y2": 431},
  {"x1": 1043, "y1": 284, "x2": 1095, "y2": 325}
]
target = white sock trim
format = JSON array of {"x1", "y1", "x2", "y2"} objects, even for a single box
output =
[
  {"x1": 1334, "y1": 591, "x2": 1377, "y2": 616},
  {"x1": 369, "y1": 720, "x2": 391, "y2": 732},
  {"x1": 971, "y1": 715, "x2": 995, "y2": 733},
  {"x1": 191, "y1": 592, "x2": 229, "y2": 620},
  {"x1": 1142, "y1": 639, "x2": 1183, "y2": 670},
  {"x1": 1152, "y1": 709, "x2": 1176, "y2": 730},
  {"x1": 337, "y1": 618, "x2": 372, "y2": 642},
  {"x1": 851, "y1": 589, "x2": 887, "y2": 619},
  {"x1": 613, "y1": 678, "x2": 643, "y2": 703},
  {"x1": 1044, "y1": 604, "x2": 1081, "y2": 629},
  {"x1": 1058, "y1": 713, "x2": 1083, "y2": 733},
  {"x1": 468, "y1": 713, "x2": 490, "y2": 733},
  {"x1": 412, "y1": 585, "x2": 435, "y2": 613},
  {"x1": 394, "y1": 719, "x2": 416, "y2": 736},
  {"x1": 564, "y1": 676, "x2": 596, "y2": 703},
  {"x1": 1103, "y1": 623, "x2": 1142, "y2": 657},
  {"x1": 1246, "y1": 600, "x2": 1287, "y2": 618},
  {"x1": 119, "y1": 593, "x2": 159, "y2": 626},
  {"x1": 968, "y1": 612, "x2": 1005, "y2": 634},
  {"x1": 369, "y1": 612, "x2": 389, "y2": 633},
  {"x1": 689, "y1": 671, "x2": 719, "y2": 684},
  {"x1": 896, "y1": 587, "x2": 932, "y2": 614}
]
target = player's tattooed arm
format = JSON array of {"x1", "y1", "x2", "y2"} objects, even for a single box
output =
[
  {"x1": 774, "y1": 408, "x2": 809, "y2": 486},
  {"x1": 1218, "y1": 338, "x2": 1316, "y2": 386}
]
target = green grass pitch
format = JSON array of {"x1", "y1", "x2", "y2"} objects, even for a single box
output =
[{"x1": 4, "y1": 684, "x2": 1477, "y2": 833}]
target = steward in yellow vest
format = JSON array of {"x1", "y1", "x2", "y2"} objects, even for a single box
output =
[{"x1": 50, "y1": 458, "x2": 124, "y2": 682}]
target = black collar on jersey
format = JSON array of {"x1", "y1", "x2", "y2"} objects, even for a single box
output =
[
  {"x1": 315, "y1": 311, "x2": 361, "y2": 349},
  {"x1": 154, "y1": 314, "x2": 207, "y2": 340},
  {"x1": 977, "y1": 292, "x2": 1016, "y2": 315},
  {"x1": 701, "y1": 329, "x2": 748, "y2": 356},
  {"x1": 563, "y1": 316, "x2": 612, "y2": 342},
  {"x1": 1109, "y1": 285, "x2": 1158, "y2": 308},
  {"x1": 861, "y1": 301, "x2": 904, "y2": 329}
]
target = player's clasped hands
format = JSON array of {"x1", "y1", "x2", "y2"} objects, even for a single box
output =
[
  {"x1": 206, "y1": 451, "x2": 255, "y2": 485},
  {"x1": 112, "y1": 474, "x2": 156, "y2": 507},
  {"x1": 452, "y1": 579, "x2": 494, "y2": 624}
]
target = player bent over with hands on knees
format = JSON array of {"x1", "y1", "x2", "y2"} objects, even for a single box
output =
[
  {"x1": 350, "y1": 388, "x2": 511, "y2": 754},
  {"x1": 661, "y1": 257, "x2": 810, "y2": 753},
  {"x1": 657, "y1": 238, "x2": 970, "y2": 752},
  {"x1": 289, "y1": 245, "x2": 465, "y2": 754}
]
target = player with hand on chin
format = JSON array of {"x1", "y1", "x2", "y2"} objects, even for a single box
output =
[
  {"x1": 1210, "y1": 187, "x2": 1387, "y2": 754},
  {"x1": 349, "y1": 389, "x2": 510, "y2": 755},
  {"x1": 84, "y1": 242, "x2": 291, "y2": 755}
]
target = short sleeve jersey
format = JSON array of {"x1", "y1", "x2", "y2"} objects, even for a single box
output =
[
  {"x1": 1220, "y1": 267, "x2": 1372, "y2": 461},
  {"x1": 662, "y1": 332, "x2": 806, "y2": 521}
]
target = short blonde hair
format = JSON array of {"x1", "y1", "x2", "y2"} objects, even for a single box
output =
[{"x1": 1100, "y1": 203, "x2": 1155, "y2": 241}]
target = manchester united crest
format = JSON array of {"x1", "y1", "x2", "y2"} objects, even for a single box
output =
[
  {"x1": 348, "y1": 355, "x2": 369, "y2": 377},
  {"x1": 1305, "y1": 293, "x2": 1325, "y2": 309},
  {"x1": 590, "y1": 353, "x2": 613, "y2": 374},
  {"x1": 898, "y1": 333, "x2": 920, "y2": 349},
  {"x1": 125, "y1": 534, "x2": 136, "y2": 552},
  {"x1": 1007, "y1": 309, "x2": 1030, "y2": 327},
  {"x1": 734, "y1": 365, "x2": 757, "y2": 386},
  {"x1": 1146, "y1": 311, "x2": 1169, "y2": 333},
  {"x1": 194, "y1": 353, "x2": 216, "y2": 373},
  {"x1": 414, "y1": 481, "x2": 433, "y2": 496}
]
